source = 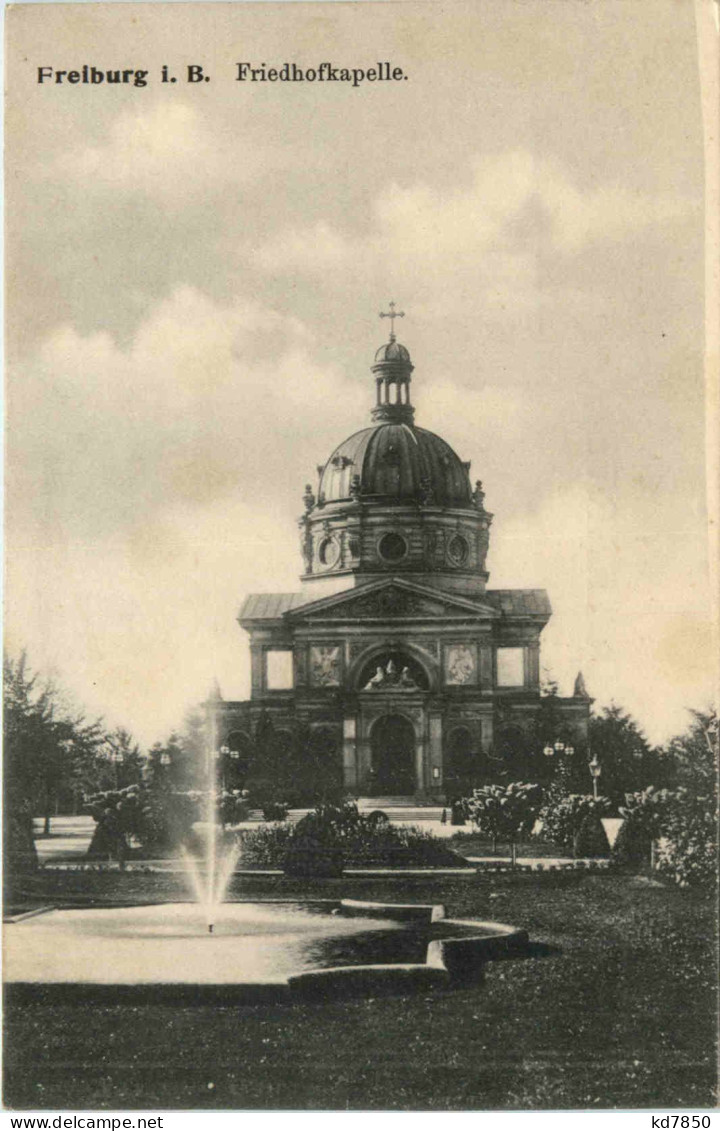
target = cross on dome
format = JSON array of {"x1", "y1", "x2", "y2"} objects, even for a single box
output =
[{"x1": 379, "y1": 300, "x2": 405, "y2": 342}]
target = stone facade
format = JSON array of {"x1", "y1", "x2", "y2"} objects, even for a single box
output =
[{"x1": 211, "y1": 327, "x2": 591, "y2": 802}]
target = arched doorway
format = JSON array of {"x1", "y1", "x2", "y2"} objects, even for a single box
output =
[
  {"x1": 223, "y1": 730, "x2": 253, "y2": 790},
  {"x1": 369, "y1": 714, "x2": 416, "y2": 796}
]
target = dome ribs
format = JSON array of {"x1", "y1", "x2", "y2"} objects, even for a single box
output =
[{"x1": 318, "y1": 424, "x2": 473, "y2": 507}]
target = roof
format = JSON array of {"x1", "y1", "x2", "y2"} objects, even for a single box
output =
[
  {"x1": 238, "y1": 592, "x2": 308, "y2": 621},
  {"x1": 238, "y1": 585, "x2": 551, "y2": 623},
  {"x1": 319, "y1": 422, "x2": 472, "y2": 506},
  {"x1": 374, "y1": 339, "x2": 412, "y2": 365},
  {"x1": 485, "y1": 589, "x2": 552, "y2": 617}
]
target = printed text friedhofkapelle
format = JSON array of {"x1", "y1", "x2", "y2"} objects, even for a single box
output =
[{"x1": 36, "y1": 62, "x2": 408, "y2": 88}]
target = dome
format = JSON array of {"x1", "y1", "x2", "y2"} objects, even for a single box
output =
[{"x1": 319, "y1": 422, "x2": 472, "y2": 507}]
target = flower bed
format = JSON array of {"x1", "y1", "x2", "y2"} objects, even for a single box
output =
[{"x1": 238, "y1": 805, "x2": 467, "y2": 871}]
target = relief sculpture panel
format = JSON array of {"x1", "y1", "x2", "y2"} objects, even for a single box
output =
[
  {"x1": 445, "y1": 644, "x2": 477, "y2": 686},
  {"x1": 310, "y1": 644, "x2": 342, "y2": 687}
]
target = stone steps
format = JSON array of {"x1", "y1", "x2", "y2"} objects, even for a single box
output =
[{"x1": 355, "y1": 797, "x2": 419, "y2": 808}]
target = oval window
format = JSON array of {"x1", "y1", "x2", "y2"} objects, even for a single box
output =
[
  {"x1": 378, "y1": 532, "x2": 408, "y2": 562},
  {"x1": 318, "y1": 537, "x2": 340, "y2": 568},
  {"x1": 447, "y1": 534, "x2": 469, "y2": 566}
]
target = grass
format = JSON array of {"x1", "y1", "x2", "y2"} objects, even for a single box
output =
[{"x1": 3, "y1": 868, "x2": 717, "y2": 1111}]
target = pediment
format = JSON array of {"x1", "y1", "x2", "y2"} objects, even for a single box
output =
[{"x1": 286, "y1": 578, "x2": 499, "y2": 623}]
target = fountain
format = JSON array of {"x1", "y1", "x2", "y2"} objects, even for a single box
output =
[
  {"x1": 181, "y1": 789, "x2": 240, "y2": 936},
  {"x1": 4, "y1": 722, "x2": 534, "y2": 1002}
]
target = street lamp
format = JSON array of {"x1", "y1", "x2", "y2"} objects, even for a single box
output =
[
  {"x1": 219, "y1": 745, "x2": 230, "y2": 789},
  {"x1": 543, "y1": 741, "x2": 575, "y2": 758},
  {"x1": 543, "y1": 740, "x2": 575, "y2": 790},
  {"x1": 588, "y1": 754, "x2": 601, "y2": 800}
]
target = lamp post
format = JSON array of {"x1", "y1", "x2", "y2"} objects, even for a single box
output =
[
  {"x1": 219, "y1": 745, "x2": 230, "y2": 790},
  {"x1": 543, "y1": 740, "x2": 575, "y2": 791},
  {"x1": 543, "y1": 740, "x2": 575, "y2": 758},
  {"x1": 588, "y1": 754, "x2": 601, "y2": 801}
]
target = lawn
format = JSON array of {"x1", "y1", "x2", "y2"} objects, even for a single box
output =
[{"x1": 3, "y1": 868, "x2": 717, "y2": 1111}]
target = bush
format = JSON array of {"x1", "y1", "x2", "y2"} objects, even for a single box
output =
[
  {"x1": 85, "y1": 785, "x2": 200, "y2": 858},
  {"x1": 573, "y1": 812, "x2": 610, "y2": 857},
  {"x1": 612, "y1": 817, "x2": 652, "y2": 868},
  {"x1": 654, "y1": 790, "x2": 717, "y2": 889},
  {"x1": 218, "y1": 790, "x2": 250, "y2": 827},
  {"x1": 236, "y1": 822, "x2": 293, "y2": 867},
  {"x1": 539, "y1": 793, "x2": 610, "y2": 855},
  {"x1": 613, "y1": 786, "x2": 718, "y2": 888},
  {"x1": 464, "y1": 783, "x2": 543, "y2": 859},
  {"x1": 238, "y1": 802, "x2": 465, "y2": 872},
  {"x1": 262, "y1": 800, "x2": 289, "y2": 822}
]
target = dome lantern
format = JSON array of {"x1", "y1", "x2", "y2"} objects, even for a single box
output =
[{"x1": 372, "y1": 302, "x2": 414, "y2": 423}]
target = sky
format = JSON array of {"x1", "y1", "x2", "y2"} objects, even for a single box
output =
[{"x1": 5, "y1": 0, "x2": 716, "y2": 748}]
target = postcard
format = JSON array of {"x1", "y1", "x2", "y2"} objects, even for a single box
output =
[{"x1": 4, "y1": 0, "x2": 718, "y2": 1115}]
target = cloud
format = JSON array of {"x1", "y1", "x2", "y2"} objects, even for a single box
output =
[
  {"x1": 7, "y1": 287, "x2": 366, "y2": 546},
  {"x1": 253, "y1": 150, "x2": 693, "y2": 289},
  {"x1": 6, "y1": 287, "x2": 373, "y2": 742}
]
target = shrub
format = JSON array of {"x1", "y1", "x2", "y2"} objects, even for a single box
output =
[
  {"x1": 573, "y1": 812, "x2": 610, "y2": 857},
  {"x1": 238, "y1": 802, "x2": 464, "y2": 871},
  {"x1": 612, "y1": 816, "x2": 652, "y2": 868},
  {"x1": 236, "y1": 822, "x2": 293, "y2": 867},
  {"x1": 539, "y1": 793, "x2": 610, "y2": 855},
  {"x1": 218, "y1": 790, "x2": 250, "y2": 827},
  {"x1": 654, "y1": 789, "x2": 717, "y2": 889},
  {"x1": 619, "y1": 786, "x2": 674, "y2": 836},
  {"x1": 613, "y1": 786, "x2": 718, "y2": 888},
  {"x1": 85, "y1": 785, "x2": 200, "y2": 858},
  {"x1": 464, "y1": 782, "x2": 543, "y2": 864},
  {"x1": 262, "y1": 800, "x2": 289, "y2": 822}
]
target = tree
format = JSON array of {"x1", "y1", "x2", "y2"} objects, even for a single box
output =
[
  {"x1": 539, "y1": 793, "x2": 611, "y2": 855},
  {"x1": 588, "y1": 704, "x2": 660, "y2": 807},
  {"x1": 285, "y1": 723, "x2": 344, "y2": 806},
  {"x1": 90, "y1": 728, "x2": 145, "y2": 794},
  {"x1": 245, "y1": 713, "x2": 290, "y2": 806},
  {"x1": 525, "y1": 677, "x2": 589, "y2": 792},
  {"x1": 662, "y1": 708, "x2": 718, "y2": 792},
  {"x1": 464, "y1": 782, "x2": 543, "y2": 866},
  {"x1": 3, "y1": 651, "x2": 104, "y2": 844},
  {"x1": 178, "y1": 709, "x2": 208, "y2": 788},
  {"x1": 144, "y1": 733, "x2": 198, "y2": 792}
]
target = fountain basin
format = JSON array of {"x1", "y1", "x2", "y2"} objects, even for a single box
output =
[{"x1": 4, "y1": 900, "x2": 529, "y2": 1004}]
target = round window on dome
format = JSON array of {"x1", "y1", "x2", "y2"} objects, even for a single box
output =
[
  {"x1": 378, "y1": 532, "x2": 408, "y2": 563},
  {"x1": 447, "y1": 534, "x2": 469, "y2": 566},
  {"x1": 318, "y1": 537, "x2": 340, "y2": 569}
]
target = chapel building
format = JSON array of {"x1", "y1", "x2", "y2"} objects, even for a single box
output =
[{"x1": 210, "y1": 312, "x2": 591, "y2": 802}]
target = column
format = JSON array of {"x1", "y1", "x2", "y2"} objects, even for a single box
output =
[
  {"x1": 356, "y1": 731, "x2": 373, "y2": 795},
  {"x1": 342, "y1": 716, "x2": 357, "y2": 792},
  {"x1": 415, "y1": 730, "x2": 426, "y2": 796},
  {"x1": 479, "y1": 645, "x2": 493, "y2": 689},
  {"x1": 250, "y1": 646, "x2": 264, "y2": 695},
  {"x1": 526, "y1": 643, "x2": 540, "y2": 688},
  {"x1": 480, "y1": 716, "x2": 494, "y2": 754},
  {"x1": 428, "y1": 713, "x2": 443, "y2": 792}
]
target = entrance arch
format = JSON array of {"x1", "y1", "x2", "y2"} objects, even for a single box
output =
[{"x1": 369, "y1": 714, "x2": 416, "y2": 796}]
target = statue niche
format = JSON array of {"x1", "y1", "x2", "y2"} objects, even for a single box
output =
[{"x1": 359, "y1": 651, "x2": 428, "y2": 692}]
